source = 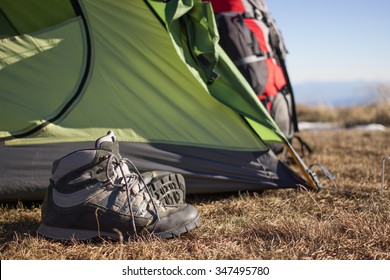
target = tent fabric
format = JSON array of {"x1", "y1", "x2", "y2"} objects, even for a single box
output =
[
  {"x1": 0, "y1": 0, "x2": 315, "y2": 201},
  {"x1": 1, "y1": 0, "x2": 279, "y2": 147},
  {"x1": 147, "y1": 0, "x2": 282, "y2": 143},
  {"x1": 0, "y1": 18, "x2": 85, "y2": 133},
  {"x1": 0, "y1": 0, "x2": 76, "y2": 36},
  {"x1": 0, "y1": 141, "x2": 307, "y2": 201}
]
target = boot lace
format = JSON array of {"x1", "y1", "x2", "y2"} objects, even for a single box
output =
[{"x1": 105, "y1": 154, "x2": 160, "y2": 234}]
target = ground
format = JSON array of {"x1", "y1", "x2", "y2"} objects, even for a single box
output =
[{"x1": 0, "y1": 129, "x2": 389, "y2": 259}]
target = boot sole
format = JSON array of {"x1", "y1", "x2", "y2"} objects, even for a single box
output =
[
  {"x1": 146, "y1": 172, "x2": 186, "y2": 205},
  {"x1": 37, "y1": 213, "x2": 200, "y2": 241}
]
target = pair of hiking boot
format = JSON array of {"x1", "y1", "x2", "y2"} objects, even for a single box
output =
[{"x1": 37, "y1": 131, "x2": 200, "y2": 241}]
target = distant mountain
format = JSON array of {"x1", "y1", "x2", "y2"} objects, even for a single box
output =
[{"x1": 292, "y1": 81, "x2": 389, "y2": 107}]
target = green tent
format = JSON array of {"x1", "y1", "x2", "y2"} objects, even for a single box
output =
[{"x1": 0, "y1": 0, "x2": 319, "y2": 201}]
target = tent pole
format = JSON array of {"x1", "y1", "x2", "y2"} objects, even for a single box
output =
[
  {"x1": 281, "y1": 135, "x2": 321, "y2": 191},
  {"x1": 382, "y1": 156, "x2": 389, "y2": 195}
]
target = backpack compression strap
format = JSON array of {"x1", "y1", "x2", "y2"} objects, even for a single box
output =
[{"x1": 215, "y1": 11, "x2": 273, "y2": 67}]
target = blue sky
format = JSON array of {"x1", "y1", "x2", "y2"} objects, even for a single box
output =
[{"x1": 266, "y1": 0, "x2": 390, "y2": 84}]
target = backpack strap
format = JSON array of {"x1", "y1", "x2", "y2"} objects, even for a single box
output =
[
  {"x1": 241, "y1": 0, "x2": 288, "y2": 57},
  {"x1": 215, "y1": 11, "x2": 272, "y2": 67},
  {"x1": 234, "y1": 53, "x2": 270, "y2": 66},
  {"x1": 242, "y1": 0, "x2": 265, "y2": 20},
  {"x1": 291, "y1": 135, "x2": 313, "y2": 158},
  {"x1": 215, "y1": 12, "x2": 272, "y2": 66}
]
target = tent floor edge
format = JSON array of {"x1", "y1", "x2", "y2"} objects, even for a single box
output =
[{"x1": 0, "y1": 141, "x2": 309, "y2": 201}]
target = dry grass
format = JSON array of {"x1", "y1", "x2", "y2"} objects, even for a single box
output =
[
  {"x1": 1, "y1": 129, "x2": 389, "y2": 260},
  {"x1": 297, "y1": 102, "x2": 390, "y2": 127},
  {"x1": 297, "y1": 83, "x2": 390, "y2": 127}
]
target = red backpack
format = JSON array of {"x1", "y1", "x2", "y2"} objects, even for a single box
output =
[{"x1": 210, "y1": 0, "x2": 300, "y2": 149}]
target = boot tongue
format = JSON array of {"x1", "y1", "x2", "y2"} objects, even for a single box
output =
[
  {"x1": 95, "y1": 131, "x2": 116, "y2": 148},
  {"x1": 95, "y1": 131, "x2": 121, "y2": 158}
]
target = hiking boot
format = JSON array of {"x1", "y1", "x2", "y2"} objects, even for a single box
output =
[
  {"x1": 142, "y1": 171, "x2": 186, "y2": 205},
  {"x1": 37, "y1": 131, "x2": 200, "y2": 241},
  {"x1": 98, "y1": 132, "x2": 186, "y2": 205}
]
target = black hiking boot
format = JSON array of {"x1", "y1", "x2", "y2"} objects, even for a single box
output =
[{"x1": 37, "y1": 131, "x2": 200, "y2": 241}]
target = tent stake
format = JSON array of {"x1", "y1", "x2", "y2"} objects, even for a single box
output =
[{"x1": 382, "y1": 156, "x2": 389, "y2": 195}]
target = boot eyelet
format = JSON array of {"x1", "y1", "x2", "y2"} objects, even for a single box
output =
[{"x1": 99, "y1": 155, "x2": 109, "y2": 161}]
